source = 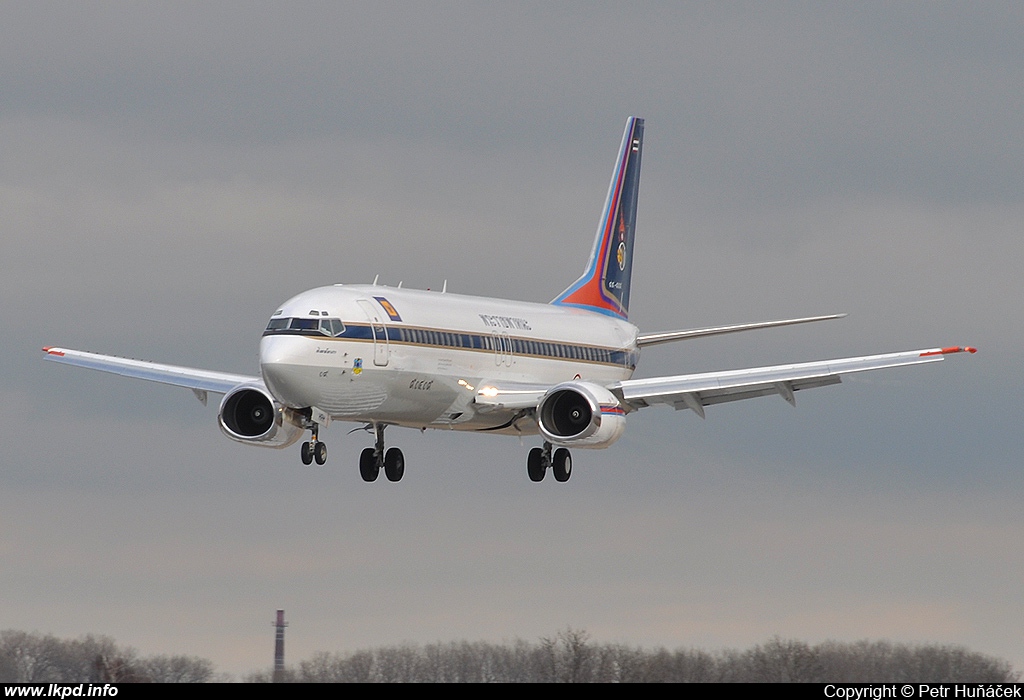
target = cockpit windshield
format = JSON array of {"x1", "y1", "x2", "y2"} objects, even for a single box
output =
[{"x1": 263, "y1": 317, "x2": 346, "y2": 337}]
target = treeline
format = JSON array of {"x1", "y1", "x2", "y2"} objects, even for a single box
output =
[
  {"x1": 3, "y1": 628, "x2": 1017, "y2": 682},
  {"x1": 0, "y1": 630, "x2": 216, "y2": 683},
  {"x1": 249, "y1": 629, "x2": 1019, "y2": 683}
]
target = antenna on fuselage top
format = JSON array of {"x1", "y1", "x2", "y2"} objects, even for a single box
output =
[
  {"x1": 372, "y1": 274, "x2": 379, "y2": 286},
  {"x1": 442, "y1": 280, "x2": 448, "y2": 293},
  {"x1": 398, "y1": 281, "x2": 403, "y2": 288}
]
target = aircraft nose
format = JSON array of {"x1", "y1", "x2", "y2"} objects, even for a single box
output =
[
  {"x1": 259, "y1": 335, "x2": 311, "y2": 406},
  {"x1": 260, "y1": 334, "x2": 305, "y2": 367}
]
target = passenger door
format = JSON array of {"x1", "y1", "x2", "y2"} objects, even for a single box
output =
[{"x1": 357, "y1": 299, "x2": 389, "y2": 366}]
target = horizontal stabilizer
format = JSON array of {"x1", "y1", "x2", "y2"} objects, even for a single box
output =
[{"x1": 637, "y1": 314, "x2": 846, "y2": 347}]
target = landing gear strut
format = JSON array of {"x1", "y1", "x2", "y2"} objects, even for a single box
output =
[
  {"x1": 300, "y1": 422, "x2": 327, "y2": 466},
  {"x1": 527, "y1": 442, "x2": 572, "y2": 482},
  {"x1": 360, "y1": 424, "x2": 404, "y2": 483}
]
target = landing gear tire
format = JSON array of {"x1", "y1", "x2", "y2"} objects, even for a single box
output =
[
  {"x1": 384, "y1": 447, "x2": 405, "y2": 482},
  {"x1": 552, "y1": 448, "x2": 572, "y2": 482},
  {"x1": 300, "y1": 442, "x2": 314, "y2": 465},
  {"x1": 527, "y1": 447, "x2": 546, "y2": 482},
  {"x1": 314, "y1": 441, "x2": 328, "y2": 466},
  {"x1": 359, "y1": 447, "x2": 379, "y2": 482}
]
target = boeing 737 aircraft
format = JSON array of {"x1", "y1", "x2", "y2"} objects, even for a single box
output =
[{"x1": 43, "y1": 117, "x2": 974, "y2": 483}]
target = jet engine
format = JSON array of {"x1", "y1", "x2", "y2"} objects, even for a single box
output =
[
  {"x1": 536, "y1": 381, "x2": 627, "y2": 448},
  {"x1": 218, "y1": 385, "x2": 304, "y2": 448}
]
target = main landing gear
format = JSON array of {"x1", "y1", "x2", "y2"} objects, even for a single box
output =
[
  {"x1": 527, "y1": 442, "x2": 572, "y2": 483},
  {"x1": 300, "y1": 423, "x2": 327, "y2": 466},
  {"x1": 359, "y1": 423, "x2": 405, "y2": 483},
  {"x1": 299, "y1": 421, "x2": 405, "y2": 482}
]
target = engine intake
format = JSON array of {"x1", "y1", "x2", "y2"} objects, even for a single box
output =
[
  {"x1": 537, "y1": 381, "x2": 626, "y2": 448},
  {"x1": 218, "y1": 385, "x2": 304, "y2": 448}
]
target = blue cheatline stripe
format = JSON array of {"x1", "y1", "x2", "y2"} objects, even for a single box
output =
[{"x1": 263, "y1": 323, "x2": 639, "y2": 368}]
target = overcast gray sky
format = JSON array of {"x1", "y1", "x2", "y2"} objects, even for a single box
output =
[{"x1": 2, "y1": 2, "x2": 1021, "y2": 677}]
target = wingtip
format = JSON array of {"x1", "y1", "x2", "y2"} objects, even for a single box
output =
[{"x1": 919, "y1": 346, "x2": 977, "y2": 357}]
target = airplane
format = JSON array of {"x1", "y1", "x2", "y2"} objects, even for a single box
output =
[{"x1": 42, "y1": 117, "x2": 975, "y2": 483}]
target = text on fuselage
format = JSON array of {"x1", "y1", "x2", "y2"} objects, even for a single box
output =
[{"x1": 479, "y1": 314, "x2": 532, "y2": 331}]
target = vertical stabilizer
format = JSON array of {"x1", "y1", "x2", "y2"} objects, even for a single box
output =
[{"x1": 552, "y1": 117, "x2": 644, "y2": 319}]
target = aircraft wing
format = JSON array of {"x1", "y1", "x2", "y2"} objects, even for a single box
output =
[
  {"x1": 42, "y1": 346, "x2": 259, "y2": 403},
  {"x1": 609, "y1": 346, "x2": 976, "y2": 418}
]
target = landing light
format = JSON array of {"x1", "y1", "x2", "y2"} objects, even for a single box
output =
[
  {"x1": 458, "y1": 379, "x2": 475, "y2": 391},
  {"x1": 480, "y1": 386, "x2": 498, "y2": 397}
]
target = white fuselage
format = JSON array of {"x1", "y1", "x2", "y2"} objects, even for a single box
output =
[{"x1": 259, "y1": 285, "x2": 640, "y2": 434}]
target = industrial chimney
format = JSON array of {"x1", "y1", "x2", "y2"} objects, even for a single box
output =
[{"x1": 273, "y1": 609, "x2": 288, "y2": 683}]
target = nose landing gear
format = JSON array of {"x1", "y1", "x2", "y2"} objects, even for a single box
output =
[{"x1": 300, "y1": 423, "x2": 328, "y2": 466}]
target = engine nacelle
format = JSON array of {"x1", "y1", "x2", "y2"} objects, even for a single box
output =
[
  {"x1": 536, "y1": 381, "x2": 627, "y2": 448},
  {"x1": 218, "y1": 385, "x2": 304, "y2": 449}
]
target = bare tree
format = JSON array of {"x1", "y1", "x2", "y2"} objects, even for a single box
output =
[
  {"x1": 0, "y1": 631, "x2": 61, "y2": 682},
  {"x1": 742, "y1": 637, "x2": 822, "y2": 682},
  {"x1": 0, "y1": 630, "x2": 219, "y2": 683},
  {"x1": 138, "y1": 655, "x2": 215, "y2": 683},
  {"x1": 375, "y1": 644, "x2": 422, "y2": 682}
]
